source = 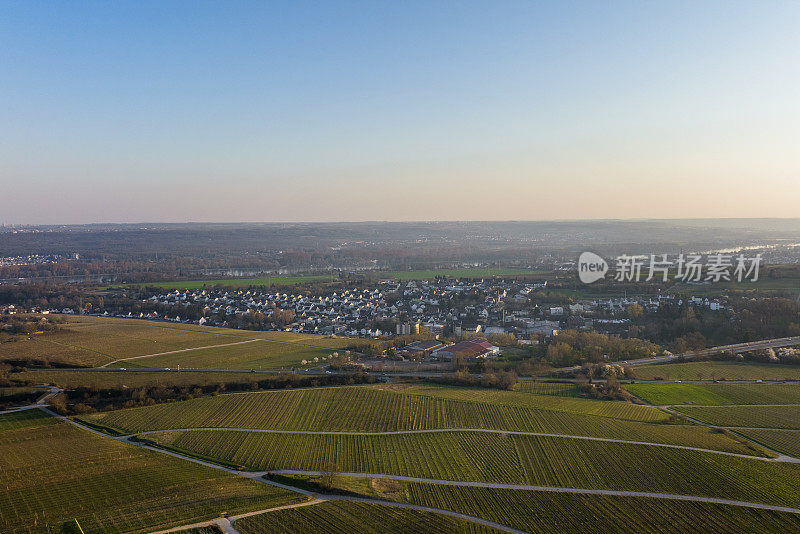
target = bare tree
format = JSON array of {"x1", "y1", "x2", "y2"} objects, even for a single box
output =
[{"x1": 319, "y1": 463, "x2": 341, "y2": 491}]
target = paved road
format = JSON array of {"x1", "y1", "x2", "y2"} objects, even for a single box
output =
[
  {"x1": 101, "y1": 339, "x2": 260, "y2": 368},
  {"x1": 130, "y1": 426, "x2": 784, "y2": 462}
]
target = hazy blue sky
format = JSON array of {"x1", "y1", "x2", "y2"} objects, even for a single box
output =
[{"x1": 1, "y1": 1, "x2": 799, "y2": 224}]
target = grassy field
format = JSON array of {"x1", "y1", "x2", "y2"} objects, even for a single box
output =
[
  {"x1": 142, "y1": 429, "x2": 798, "y2": 506},
  {"x1": 235, "y1": 501, "x2": 498, "y2": 534},
  {"x1": 626, "y1": 383, "x2": 800, "y2": 406},
  {"x1": 79, "y1": 386, "x2": 758, "y2": 455},
  {"x1": 632, "y1": 361, "x2": 800, "y2": 381},
  {"x1": 738, "y1": 429, "x2": 800, "y2": 458},
  {"x1": 281, "y1": 476, "x2": 800, "y2": 533},
  {"x1": 0, "y1": 315, "x2": 352, "y2": 369},
  {"x1": 674, "y1": 405, "x2": 800, "y2": 429},
  {"x1": 0, "y1": 410, "x2": 302, "y2": 534}
]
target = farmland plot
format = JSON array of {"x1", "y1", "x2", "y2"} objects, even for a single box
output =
[
  {"x1": 0, "y1": 410, "x2": 301, "y2": 534},
  {"x1": 144, "y1": 430, "x2": 800, "y2": 507},
  {"x1": 78, "y1": 387, "x2": 758, "y2": 454}
]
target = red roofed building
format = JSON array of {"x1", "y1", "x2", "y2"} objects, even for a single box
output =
[{"x1": 432, "y1": 338, "x2": 500, "y2": 360}]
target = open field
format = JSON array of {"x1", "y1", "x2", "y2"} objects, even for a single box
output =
[
  {"x1": 675, "y1": 405, "x2": 800, "y2": 429},
  {"x1": 0, "y1": 315, "x2": 352, "y2": 369},
  {"x1": 79, "y1": 386, "x2": 759, "y2": 455},
  {"x1": 144, "y1": 430, "x2": 797, "y2": 506},
  {"x1": 0, "y1": 410, "x2": 301, "y2": 534},
  {"x1": 626, "y1": 383, "x2": 800, "y2": 406},
  {"x1": 738, "y1": 429, "x2": 800, "y2": 458},
  {"x1": 632, "y1": 361, "x2": 800, "y2": 381},
  {"x1": 235, "y1": 501, "x2": 499, "y2": 534}
]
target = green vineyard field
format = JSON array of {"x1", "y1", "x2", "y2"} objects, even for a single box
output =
[{"x1": 0, "y1": 410, "x2": 300, "y2": 534}]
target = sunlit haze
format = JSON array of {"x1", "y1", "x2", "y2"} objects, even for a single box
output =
[{"x1": 2, "y1": 1, "x2": 799, "y2": 224}]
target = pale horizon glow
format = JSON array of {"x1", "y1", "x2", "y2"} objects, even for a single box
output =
[{"x1": 1, "y1": 1, "x2": 799, "y2": 224}]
